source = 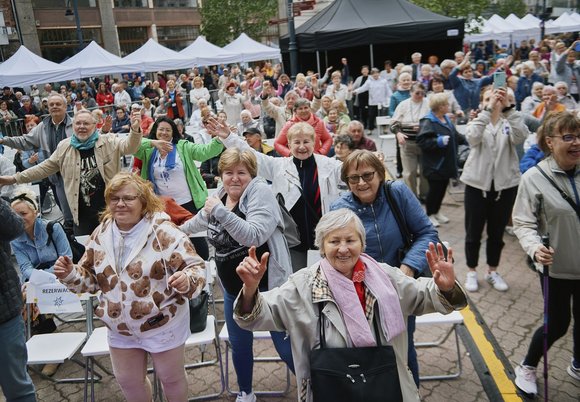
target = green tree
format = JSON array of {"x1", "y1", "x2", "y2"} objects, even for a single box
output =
[
  {"x1": 409, "y1": 0, "x2": 488, "y2": 19},
  {"x1": 496, "y1": 0, "x2": 527, "y2": 18},
  {"x1": 200, "y1": 0, "x2": 278, "y2": 47}
]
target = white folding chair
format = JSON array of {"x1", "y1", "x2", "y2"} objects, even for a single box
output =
[
  {"x1": 416, "y1": 311, "x2": 464, "y2": 381},
  {"x1": 218, "y1": 326, "x2": 291, "y2": 397},
  {"x1": 25, "y1": 283, "x2": 88, "y2": 384}
]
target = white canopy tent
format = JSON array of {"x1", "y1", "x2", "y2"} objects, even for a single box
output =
[
  {"x1": 465, "y1": 16, "x2": 514, "y2": 43},
  {"x1": 223, "y1": 33, "x2": 281, "y2": 63},
  {"x1": 61, "y1": 41, "x2": 145, "y2": 77},
  {"x1": 545, "y1": 12, "x2": 580, "y2": 34},
  {"x1": 179, "y1": 36, "x2": 239, "y2": 66},
  {"x1": 123, "y1": 38, "x2": 193, "y2": 71},
  {"x1": 0, "y1": 46, "x2": 79, "y2": 87},
  {"x1": 505, "y1": 13, "x2": 541, "y2": 41}
]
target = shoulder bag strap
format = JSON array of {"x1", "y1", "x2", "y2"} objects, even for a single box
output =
[
  {"x1": 383, "y1": 181, "x2": 413, "y2": 250},
  {"x1": 534, "y1": 165, "x2": 580, "y2": 219}
]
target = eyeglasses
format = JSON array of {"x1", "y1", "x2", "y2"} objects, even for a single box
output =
[
  {"x1": 110, "y1": 195, "x2": 139, "y2": 205},
  {"x1": 345, "y1": 171, "x2": 376, "y2": 184},
  {"x1": 550, "y1": 133, "x2": 580, "y2": 143}
]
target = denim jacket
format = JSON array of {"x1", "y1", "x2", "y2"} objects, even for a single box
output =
[{"x1": 11, "y1": 218, "x2": 72, "y2": 283}]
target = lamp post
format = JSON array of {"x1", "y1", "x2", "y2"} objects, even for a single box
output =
[
  {"x1": 286, "y1": 0, "x2": 298, "y2": 79},
  {"x1": 65, "y1": 0, "x2": 84, "y2": 50}
]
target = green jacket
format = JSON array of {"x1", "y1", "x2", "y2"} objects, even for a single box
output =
[{"x1": 135, "y1": 138, "x2": 223, "y2": 209}]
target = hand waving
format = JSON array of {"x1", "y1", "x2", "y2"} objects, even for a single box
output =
[{"x1": 426, "y1": 242, "x2": 455, "y2": 292}]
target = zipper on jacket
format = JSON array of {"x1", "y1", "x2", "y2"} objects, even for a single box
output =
[{"x1": 370, "y1": 204, "x2": 385, "y2": 262}]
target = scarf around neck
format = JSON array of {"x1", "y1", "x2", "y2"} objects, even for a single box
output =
[
  {"x1": 70, "y1": 130, "x2": 99, "y2": 150},
  {"x1": 148, "y1": 146, "x2": 178, "y2": 194},
  {"x1": 319, "y1": 253, "x2": 405, "y2": 347}
]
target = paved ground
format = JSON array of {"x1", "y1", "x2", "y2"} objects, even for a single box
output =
[{"x1": 1, "y1": 136, "x2": 578, "y2": 402}]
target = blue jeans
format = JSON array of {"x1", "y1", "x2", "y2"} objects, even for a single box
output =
[
  {"x1": 223, "y1": 291, "x2": 295, "y2": 393},
  {"x1": 408, "y1": 315, "x2": 419, "y2": 387},
  {"x1": 0, "y1": 315, "x2": 36, "y2": 402}
]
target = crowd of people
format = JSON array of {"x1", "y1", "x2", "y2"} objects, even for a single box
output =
[{"x1": 0, "y1": 34, "x2": 578, "y2": 402}]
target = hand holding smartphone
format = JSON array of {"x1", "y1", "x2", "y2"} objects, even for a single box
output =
[{"x1": 493, "y1": 71, "x2": 506, "y2": 89}]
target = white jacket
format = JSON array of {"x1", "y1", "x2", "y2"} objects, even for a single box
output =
[
  {"x1": 221, "y1": 134, "x2": 344, "y2": 213},
  {"x1": 353, "y1": 76, "x2": 392, "y2": 107},
  {"x1": 460, "y1": 110, "x2": 529, "y2": 192}
]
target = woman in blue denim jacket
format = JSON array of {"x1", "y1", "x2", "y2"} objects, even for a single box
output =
[{"x1": 10, "y1": 189, "x2": 72, "y2": 282}]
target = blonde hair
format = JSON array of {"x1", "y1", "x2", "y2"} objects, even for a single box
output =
[
  {"x1": 429, "y1": 92, "x2": 450, "y2": 112},
  {"x1": 218, "y1": 148, "x2": 258, "y2": 178},
  {"x1": 287, "y1": 122, "x2": 315, "y2": 143},
  {"x1": 10, "y1": 188, "x2": 38, "y2": 212},
  {"x1": 100, "y1": 172, "x2": 164, "y2": 223}
]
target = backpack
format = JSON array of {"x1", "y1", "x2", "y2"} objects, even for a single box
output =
[{"x1": 46, "y1": 221, "x2": 86, "y2": 263}]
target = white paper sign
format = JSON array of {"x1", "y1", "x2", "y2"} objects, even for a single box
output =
[{"x1": 28, "y1": 270, "x2": 83, "y2": 314}]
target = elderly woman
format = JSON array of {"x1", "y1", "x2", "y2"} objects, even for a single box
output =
[
  {"x1": 234, "y1": 209, "x2": 467, "y2": 402},
  {"x1": 164, "y1": 80, "x2": 185, "y2": 121},
  {"x1": 418, "y1": 93, "x2": 467, "y2": 227},
  {"x1": 134, "y1": 117, "x2": 224, "y2": 258},
  {"x1": 324, "y1": 107, "x2": 348, "y2": 136},
  {"x1": 324, "y1": 71, "x2": 351, "y2": 102},
  {"x1": 260, "y1": 82, "x2": 298, "y2": 137},
  {"x1": 0, "y1": 100, "x2": 18, "y2": 137},
  {"x1": 274, "y1": 99, "x2": 333, "y2": 157},
  {"x1": 54, "y1": 172, "x2": 205, "y2": 402},
  {"x1": 391, "y1": 82, "x2": 430, "y2": 200},
  {"x1": 95, "y1": 82, "x2": 114, "y2": 113},
  {"x1": 460, "y1": 88, "x2": 529, "y2": 292},
  {"x1": 331, "y1": 150, "x2": 439, "y2": 386},
  {"x1": 219, "y1": 82, "x2": 245, "y2": 126},
  {"x1": 210, "y1": 121, "x2": 344, "y2": 270},
  {"x1": 189, "y1": 76, "x2": 211, "y2": 112},
  {"x1": 0, "y1": 109, "x2": 142, "y2": 235},
  {"x1": 512, "y1": 111, "x2": 580, "y2": 396},
  {"x1": 332, "y1": 134, "x2": 355, "y2": 161},
  {"x1": 180, "y1": 148, "x2": 294, "y2": 402}
]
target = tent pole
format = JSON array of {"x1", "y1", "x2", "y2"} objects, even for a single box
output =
[
  {"x1": 370, "y1": 44, "x2": 374, "y2": 68},
  {"x1": 316, "y1": 51, "x2": 321, "y2": 77},
  {"x1": 325, "y1": 51, "x2": 328, "y2": 69}
]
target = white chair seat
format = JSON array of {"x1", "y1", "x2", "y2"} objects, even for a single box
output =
[
  {"x1": 416, "y1": 311, "x2": 463, "y2": 326},
  {"x1": 81, "y1": 327, "x2": 109, "y2": 358},
  {"x1": 218, "y1": 324, "x2": 271, "y2": 342},
  {"x1": 186, "y1": 316, "x2": 216, "y2": 347},
  {"x1": 27, "y1": 332, "x2": 87, "y2": 364}
]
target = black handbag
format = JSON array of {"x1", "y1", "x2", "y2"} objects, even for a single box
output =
[
  {"x1": 46, "y1": 220, "x2": 86, "y2": 263},
  {"x1": 309, "y1": 304, "x2": 403, "y2": 402},
  {"x1": 276, "y1": 193, "x2": 301, "y2": 248},
  {"x1": 189, "y1": 290, "x2": 209, "y2": 333}
]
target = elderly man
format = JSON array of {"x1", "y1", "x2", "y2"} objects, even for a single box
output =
[
  {"x1": 346, "y1": 120, "x2": 377, "y2": 151},
  {"x1": 243, "y1": 127, "x2": 277, "y2": 156},
  {"x1": 0, "y1": 93, "x2": 74, "y2": 225},
  {"x1": 0, "y1": 109, "x2": 142, "y2": 235},
  {"x1": 532, "y1": 85, "x2": 566, "y2": 119},
  {"x1": 439, "y1": 59, "x2": 457, "y2": 90},
  {"x1": 411, "y1": 52, "x2": 423, "y2": 82},
  {"x1": 236, "y1": 110, "x2": 263, "y2": 138},
  {"x1": 113, "y1": 82, "x2": 131, "y2": 109}
]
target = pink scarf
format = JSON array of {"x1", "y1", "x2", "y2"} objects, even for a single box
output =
[{"x1": 319, "y1": 254, "x2": 405, "y2": 347}]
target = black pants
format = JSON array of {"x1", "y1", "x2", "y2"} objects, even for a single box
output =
[
  {"x1": 464, "y1": 184, "x2": 517, "y2": 268},
  {"x1": 181, "y1": 200, "x2": 210, "y2": 260},
  {"x1": 367, "y1": 105, "x2": 378, "y2": 131},
  {"x1": 396, "y1": 141, "x2": 403, "y2": 175},
  {"x1": 523, "y1": 274, "x2": 579, "y2": 367},
  {"x1": 425, "y1": 178, "x2": 449, "y2": 215}
]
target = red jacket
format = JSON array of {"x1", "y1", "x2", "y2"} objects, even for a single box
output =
[
  {"x1": 165, "y1": 90, "x2": 185, "y2": 120},
  {"x1": 274, "y1": 113, "x2": 333, "y2": 157}
]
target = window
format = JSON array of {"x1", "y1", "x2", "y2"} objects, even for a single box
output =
[
  {"x1": 38, "y1": 28, "x2": 102, "y2": 62},
  {"x1": 152, "y1": 0, "x2": 198, "y2": 7},
  {"x1": 33, "y1": 0, "x2": 96, "y2": 8},
  {"x1": 113, "y1": 0, "x2": 148, "y2": 7},
  {"x1": 157, "y1": 26, "x2": 199, "y2": 51},
  {"x1": 118, "y1": 27, "x2": 148, "y2": 56}
]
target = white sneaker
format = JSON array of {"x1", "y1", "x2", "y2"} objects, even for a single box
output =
[
  {"x1": 464, "y1": 271, "x2": 478, "y2": 292},
  {"x1": 567, "y1": 358, "x2": 580, "y2": 380},
  {"x1": 236, "y1": 391, "x2": 257, "y2": 402},
  {"x1": 428, "y1": 215, "x2": 440, "y2": 227},
  {"x1": 434, "y1": 212, "x2": 450, "y2": 224},
  {"x1": 515, "y1": 363, "x2": 538, "y2": 395},
  {"x1": 485, "y1": 271, "x2": 509, "y2": 291}
]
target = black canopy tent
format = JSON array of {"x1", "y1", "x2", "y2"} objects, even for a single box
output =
[{"x1": 280, "y1": 0, "x2": 464, "y2": 74}]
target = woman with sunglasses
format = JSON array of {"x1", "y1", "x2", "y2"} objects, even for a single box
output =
[
  {"x1": 330, "y1": 149, "x2": 439, "y2": 387},
  {"x1": 512, "y1": 111, "x2": 580, "y2": 396}
]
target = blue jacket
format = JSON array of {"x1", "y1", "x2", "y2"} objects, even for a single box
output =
[
  {"x1": 519, "y1": 144, "x2": 545, "y2": 174},
  {"x1": 449, "y1": 67, "x2": 493, "y2": 111},
  {"x1": 11, "y1": 218, "x2": 72, "y2": 283},
  {"x1": 389, "y1": 90, "x2": 410, "y2": 116},
  {"x1": 515, "y1": 73, "x2": 543, "y2": 109},
  {"x1": 330, "y1": 181, "x2": 438, "y2": 275}
]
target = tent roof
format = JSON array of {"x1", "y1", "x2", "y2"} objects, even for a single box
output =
[
  {"x1": 283, "y1": 0, "x2": 463, "y2": 51},
  {"x1": 223, "y1": 33, "x2": 280, "y2": 63},
  {"x1": 0, "y1": 46, "x2": 79, "y2": 87},
  {"x1": 123, "y1": 38, "x2": 193, "y2": 71},
  {"x1": 179, "y1": 36, "x2": 239, "y2": 66},
  {"x1": 61, "y1": 41, "x2": 144, "y2": 77}
]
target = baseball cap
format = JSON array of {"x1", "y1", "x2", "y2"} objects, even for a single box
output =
[{"x1": 242, "y1": 127, "x2": 262, "y2": 136}]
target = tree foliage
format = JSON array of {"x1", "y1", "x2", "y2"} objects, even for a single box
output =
[
  {"x1": 495, "y1": 0, "x2": 527, "y2": 18},
  {"x1": 409, "y1": 0, "x2": 488, "y2": 19},
  {"x1": 200, "y1": 0, "x2": 278, "y2": 47}
]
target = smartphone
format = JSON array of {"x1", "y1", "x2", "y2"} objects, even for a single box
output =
[
  {"x1": 575, "y1": 42, "x2": 580, "y2": 52},
  {"x1": 493, "y1": 71, "x2": 506, "y2": 89}
]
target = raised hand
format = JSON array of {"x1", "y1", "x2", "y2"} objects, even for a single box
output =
[
  {"x1": 54, "y1": 255, "x2": 74, "y2": 280},
  {"x1": 236, "y1": 246, "x2": 269, "y2": 295},
  {"x1": 204, "y1": 117, "x2": 231, "y2": 139},
  {"x1": 152, "y1": 140, "x2": 173, "y2": 155},
  {"x1": 426, "y1": 242, "x2": 455, "y2": 292},
  {"x1": 130, "y1": 110, "x2": 141, "y2": 132},
  {"x1": 102, "y1": 114, "x2": 113, "y2": 133}
]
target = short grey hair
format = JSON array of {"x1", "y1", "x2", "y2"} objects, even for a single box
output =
[
  {"x1": 440, "y1": 59, "x2": 457, "y2": 70},
  {"x1": 73, "y1": 109, "x2": 97, "y2": 124},
  {"x1": 314, "y1": 209, "x2": 366, "y2": 256},
  {"x1": 347, "y1": 120, "x2": 364, "y2": 132},
  {"x1": 532, "y1": 82, "x2": 544, "y2": 90},
  {"x1": 48, "y1": 92, "x2": 67, "y2": 105},
  {"x1": 554, "y1": 81, "x2": 568, "y2": 90}
]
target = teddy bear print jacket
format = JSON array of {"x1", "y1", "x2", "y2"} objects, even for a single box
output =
[{"x1": 60, "y1": 212, "x2": 206, "y2": 338}]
